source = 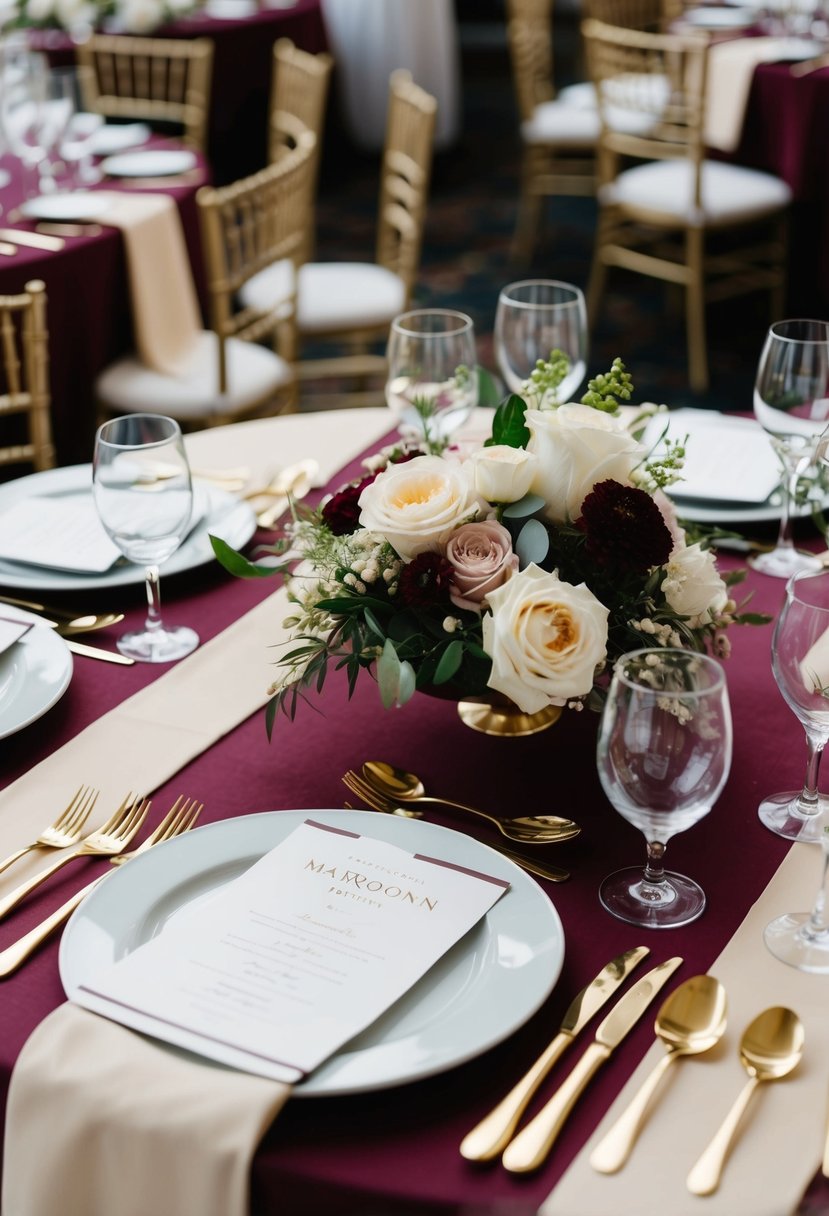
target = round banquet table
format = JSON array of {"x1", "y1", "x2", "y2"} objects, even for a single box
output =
[{"x1": 0, "y1": 408, "x2": 828, "y2": 1215}]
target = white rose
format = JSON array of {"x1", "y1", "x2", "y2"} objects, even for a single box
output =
[
  {"x1": 661, "y1": 542, "x2": 728, "y2": 623},
  {"x1": 482, "y1": 563, "x2": 609, "y2": 713},
  {"x1": 117, "y1": 0, "x2": 164, "y2": 32},
  {"x1": 357, "y1": 454, "x2": 477, "y2": 562},
  {"x1": 526, "y1": 404, "x2": 642, "y2": 523},
  {"x1": 25, "y1": 0, "x2": 54, "y2": 19},
  {"x1": 467, "y1": 444, "x2": 538, "y2": 504}
]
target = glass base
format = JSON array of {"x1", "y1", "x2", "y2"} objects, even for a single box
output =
[
  {"x1": 764, "y1": 912, "x2": 829, "y2": 973},
  {"x1": 758, "y1": 790, "x2": 828, "y2": 843},
  {"x1": 117, "y1": 624, "x2": 199, "y2": 663},
  {"x1": 748, "y1": 546, "x2": 822, "y2": 579},
  {"x1": 599, "y1": 866, "x2": 706, "y2": 929}
]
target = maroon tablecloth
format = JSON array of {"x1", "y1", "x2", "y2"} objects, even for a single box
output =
[{"x1": 0, "y1": 430, "x2": 824, "y2": 1213}]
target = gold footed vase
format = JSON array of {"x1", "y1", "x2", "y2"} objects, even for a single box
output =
[{"x1": 456, "y1": 694, "x2": 562, "y2": 737}]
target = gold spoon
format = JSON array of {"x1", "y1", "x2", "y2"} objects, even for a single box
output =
[
  {"x1": 0, "y1": 595, "x2": 123, "y2": 635},
  {"x1": 360, "y1": 761, "x2": 581, "y2": 844},
  {"x1": 686, "y1": 1006, "x2": 804, "y2": 1196},
  {"x1": 590, "y1": 974, "x2": 727, "y2": 1174}
]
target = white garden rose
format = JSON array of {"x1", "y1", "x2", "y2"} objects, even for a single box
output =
[
  {"x1": 117, "y1": 0, "x2": 164, "y2": 32},
  {"x1": 482, "y1": 563, "x2": 609, "y2": 713},
  {"x1": 467, "y1": 444, "x2": 538, "y2": 504},
  {"x1": 526, "y1": 404, "x2": 642, "y2": 523},
  {"x1": 357, "y1": 455, "x2": 477, "y2": 562},
  {"x1": 661, "y1": 542, "x2": 729, "y2": 624},
  {"x1": 26, "y1": 0, "x2": 55, "y2": 20}
]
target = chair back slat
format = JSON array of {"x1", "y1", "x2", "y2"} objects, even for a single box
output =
[
  {"x1": 506, "y1": 0, "x2": 555, "y2": 117},
  {"x1": 0, "y1": 281, "x2": 54, "y2": 472}
]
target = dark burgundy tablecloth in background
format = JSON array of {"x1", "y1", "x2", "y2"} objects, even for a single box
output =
[{"x1": 0, "y1": 426, "x2": 825, "y2": 1213}]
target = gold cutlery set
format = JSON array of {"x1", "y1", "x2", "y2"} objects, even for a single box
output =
[
  {"x1": 0, "y1": 787, "x2": 202, "y2": 976},
  {"x1": 460, "y1": 947, "x2": 809, "y2": 1194},
  {"x1": 0, "y1": 593, "x2": 133, "y2": 665}
]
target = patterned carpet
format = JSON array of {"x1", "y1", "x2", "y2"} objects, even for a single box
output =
[{"x1": 310, "y1": 25, "x2": 783, "y2": 417}]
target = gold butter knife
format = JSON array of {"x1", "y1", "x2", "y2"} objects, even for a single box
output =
[
  {"x1": 0, "y1": 227, "x2": 65, "y2": 251},
  {"x1": 65, "y1": 638, "x2": 135, "y2": 666},
  {"x1": 502, "y1": 956, "x2": 683, "y2": 1173},
  {"x1": 460, "y1": 946, "x2": 650, "y2": 1162}
]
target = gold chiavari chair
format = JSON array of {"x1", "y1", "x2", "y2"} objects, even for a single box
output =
[
  {"x1": 582, "y1": 17, "x2": 791, "y2": 392},
  {"x1": 240, "y1": 68, "x2": 437, "y2": 404},
  {"x1": 0, "y1": 280, "x2": 54, "y2": 474},
  {"x1": 94, "y1": 131, "x2": 316, "y2": 428},
  {"x1": 76, "y1": 34, "x2": 214, "y2": 152}
]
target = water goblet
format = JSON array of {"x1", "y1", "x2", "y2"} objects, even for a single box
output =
[
  {"x1": 0, "y1": 58, "x2": 75, "y2": 197},
  {"x1": 763, "y1": 812, "x2": 829, "y2": 972},
  {"x1": 93, "y1": 414, "x2": 200, "y2": 663},
  {"x1": 758, "y1": 567, "x2": 829, "y2": 842},
  {"x1": 596, "y1": 648, "x2": 733, "y2": 928},
  {"x1": 751, "y1": 318, "x2": 829, "y2": 580},
  {"x1": 494, "y1": 279, "x2": 587, "y2": 405},
  {"x1": 385, "y1": 308, "x2": 478, "y2": 440}
]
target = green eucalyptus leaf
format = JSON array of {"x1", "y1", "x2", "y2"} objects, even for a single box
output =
[
  {"x1": 516, "y1": 518, "x2": 550, "y2": 567},
  {"x1": 376, "y1": 639, "x2": 402, "y2": 710},
  {"x1": 502, "y1": 493, "x2": 545, "y2": 519},
  {"x1": 210, "y1": 534, "x2": 280, "y2": 578},
  {"x1": 433, "y1": 639, "x2": 464, "y2": 685},
  {"x1": 397, "y1": 660, "x2": 417, "y2": 705}
]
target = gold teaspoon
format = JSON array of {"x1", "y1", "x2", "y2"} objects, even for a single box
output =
[
  {"x1": 590, "y1": 974, "x2": 727, "y2": 1174},
  {"x1": 686, "y1": 1006, "x2": 804, "y2": 1196}
]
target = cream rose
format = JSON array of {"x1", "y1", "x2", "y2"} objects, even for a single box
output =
[
  {"x1": 482, "y1": 563, "x2": 609, "y2": 713},
  {"x1": 661, "y1": 542, "x2": 728, "y2": 623},
  {"x1": 357, "y1": 454, "x2": 477, "y2": 562},
  {"x1": 467, "y1": 445, "x2": 538, "y2": 504},
  {"x1": 526, "y1": 404, "x2": 642, "y2": 523},
  {"x1": 446, "y1": 521, "x2": 518, "y2": 612}
]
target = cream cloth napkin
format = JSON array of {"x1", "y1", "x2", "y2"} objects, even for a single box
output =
[
  {"x1": 95, "y1": 191, "x2": 203, "y2": 376},
  {"x1": 705, "y1": 37, "x2": 797, "y2": 152},
  {"x1": 541, "y1": 841, "x2": 829, "y2": 1216},
  {"x1": 1, "y1": 407, "x2": 394, "y2": 1216}
]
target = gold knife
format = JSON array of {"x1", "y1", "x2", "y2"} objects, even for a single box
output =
[
  {"x1": 66, "y1": 638, "x2": 135, "y2": 666},
  {"x1": 502, "y1": 956, "x2": 683, "y2": 1173},
  {"x1": 0, "y1": 227, "x2": 65, "y2": 252},
  {"x1": 460, "y1": 946, "x2": 650, "y2": 1162}
]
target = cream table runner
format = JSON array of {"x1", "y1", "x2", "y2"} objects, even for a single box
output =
[
  {"x1": 1, "y1": 408, "x2": 394, "y2": 1216},
  {"x1": 705, "y1": 37, "x2": 801, "y2": 152}
]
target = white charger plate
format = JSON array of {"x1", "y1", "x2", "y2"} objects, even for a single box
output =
[
  {"x1": 0, "y1": 465, "x2": 256, "y2": 592},
  {"x1": 101, "y1": 150, "x2": 198, "y2": 178},
  {"x1": 674, "y1": 493, "x2": 829, "y2": 525},
  {"x1": 0, "y1": 606, "x2": 72, "y2": 739},
  {"x1": 59, "y1": 809, "x2": 565, "y2": 1096},
  {"x1": 88, "y1": 123, "x2": 152, "y2": 157},
  {"x1": 19, "y1": 193, "x2": 113, "y2": 222},
  {"x1": 681, "y1": 5, "x2": 757, "y2": 25}
]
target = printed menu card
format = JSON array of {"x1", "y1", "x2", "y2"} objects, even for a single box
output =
[
  {"x1": 0, "y1": 616, "x2": 32, "y2": 655},
  {"x1": 73, "y1": 819, "x2": 509, "y2": 1083}
]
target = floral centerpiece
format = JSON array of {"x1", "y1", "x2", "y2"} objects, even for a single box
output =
[
  {"x1": 213, "y1": 358, "x2": 765, "y2": 735},
  {"x1": 8, "y1": 0, "x2": 195, "y2": 37}
]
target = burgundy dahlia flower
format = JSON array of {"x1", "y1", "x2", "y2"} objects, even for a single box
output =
[
  {"x1": 578, "y1": 479, "x2": 673, "y2": 573},
  {"x1": 397, "y1": 553, "x2": 455, "y2": 608}
]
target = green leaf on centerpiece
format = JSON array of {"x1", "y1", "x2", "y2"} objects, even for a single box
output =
[
  {"x1": 502, "y1": 493, "x2": 545, "y2": 519},
  {"x1": 516, "y1": 518, "x2": 550, "y2": 567},
  {"x1": 210, "y1": 534, "x2": 281, "y2": 578},
  {"x1": 433, "y1": 639, "x2": 464, "y2": 685},
  {"x1": 484, "y1": 394, "x2": 530, "y2": 449},
  {"x1": 377, "y1": 639, "x2": 416, "y2": 708},
  {"x1": 477, "y1": 365, "x2": 501, "y2": 408}
]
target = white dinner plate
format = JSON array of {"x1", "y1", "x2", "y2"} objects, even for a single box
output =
[
  {"x1": 88, "y1": 122, "x2": 152, "y2": 157},
  {"x1": 19, "y1": 193, "x2": 113, "y2": 222},
  {"x1": 680, "y1": 5, "x2": 757, "y2": 25},
  {"x1": 60, "y1": 809, "x2": 565, "y2": 1097},
  {"x1": 0, "y1": 465, "x2": 256, "y2": 591},
  {"x1": 101, "y1": 150, "x2": 198, "y2": 178},
  {"x1": 0, "y1": 606, "x2": 72, "y2": 739}
]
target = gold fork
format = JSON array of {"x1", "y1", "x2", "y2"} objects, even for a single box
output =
[
  {"x1": 0, "y1": 797, "x2": 203, "y2": 977},
  {"x1": 0, "y1": 787, "x2": 98, "y2": 878},
  {"x1": 341, "y1": 773, "x2": 570, "y2": 883},
  {"x1": 0, "y1": 794, "x2": 150, "y2": 922}
]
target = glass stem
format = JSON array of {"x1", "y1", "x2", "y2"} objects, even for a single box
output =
[
  {"x1": 807, "y1": 836, "x2": 829, "y2": 936},
  {"x1": 144, "y1": 565, "x2": 163, "y2": 634},
  {"x1": 772, "y1": 463, "x2": 800, "y2": 555},
  {"x1": 643, "y1": 840, "x2": 667, "y2": 885},
  {"x1": 798, "y1": 732, "x2": 824, "y2": 818}
]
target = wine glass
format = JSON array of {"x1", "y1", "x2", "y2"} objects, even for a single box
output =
[
  {"x1": 493, "y1": 279, "x2": 587, "y2": 406},
  {"x1": 0, "y1": 57, "x2": 76, "y2": 197},
  {"x1": 764, "y1": 812, "x2": 829, "y2": 972},
  {"x1": 596, "y1": 648, "x2": 733, "y2": 928},
  {"x1": 93, "y1": 414, "x2": 200, "y2": 663},
  {"x1": 385, "y1": 309, "x2": 478, "y2": 440},
  {"x1": 751, "y1": 318, "x2": 829, "y2": 580},
  {"x1": 758, "y1": 567, "x2": 829, "y2": 843}
]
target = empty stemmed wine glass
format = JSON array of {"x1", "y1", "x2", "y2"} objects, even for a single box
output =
[
  {"x1": 0, "y1": 57, "x2": 75, "y2": 197},
  {"x1": 494, "y1": 279, "x2": 587, "y2": 405},
  {"x1": 597, "y1": 648, "x2": 733, "y2": 928},
  {"x1": 93, "y1": 414, "x2": 199, "y2": 663},
  {"x1": 385, "y1": 308, "x2": 478, "y2": 440},
  {"x1": 751, "y1": 318, "x2": 829, "y2": 580},
  {"x1": 759, "y1": 567, "x2": 829, "y2": 842},
  {"x1": 764, "y1": 812, "x2": 829, "y2": 972}
]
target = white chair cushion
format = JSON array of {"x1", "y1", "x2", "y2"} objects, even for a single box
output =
[
  {"x1": 521, "y1": 100, "x2": 601, "y2": 146},
  {"x1": 295, "y1": 262, "x2": 408, "y2": 333},
  {"x1": 558, "y1": 81, "x2": 597, "y2": 110},
  {"x1": 95, "y1": 331, "x2": 292, "y2": 421},
  {"x1": 236, "y1": 258, "x2": 295, "y2": 321},
  {"x1": 601, "y1": 159, "x2": 793, "y2": 224}
]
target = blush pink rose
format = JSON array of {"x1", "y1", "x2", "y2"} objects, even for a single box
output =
[{"x1": 445, "y1": 521, "x2": 518, "y2": 612}]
